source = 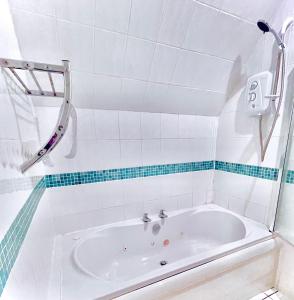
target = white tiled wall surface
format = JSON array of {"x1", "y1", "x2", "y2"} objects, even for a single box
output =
[
  {"x1": 31, "y1": 107, "x2": 217, "y2": 235},
  {"x1": 32, "y1": 107, "x2": 218, "y2": 174},
  {"x1": 213, "y1": 0, "x2": 294, "y2": 226},
  {"x1": 44, "y1": 170, "x2": 214, "y2": 235},
  {"x1": 7, "y1": 0, "x2": 282, "y2": 116},
  {"x1": 0, "y1": 0, "x2": 42, "y2": 242},
  {"x1": 0, "y1": 2, "x2": 48, "y2": 300}
]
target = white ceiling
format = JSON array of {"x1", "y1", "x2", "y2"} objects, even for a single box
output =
[{"x1": 8, "y1": 0, "x2": 282, "y2": 116}]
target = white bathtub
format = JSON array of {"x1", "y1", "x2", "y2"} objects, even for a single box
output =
[{"x1": 55, "y1": 205, "x2": 272, "y2": 300}]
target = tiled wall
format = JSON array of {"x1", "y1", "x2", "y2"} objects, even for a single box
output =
[
  {"x1": 34, "y1": 107, "x2": 218, "y2": 174},
  {"x1": 0, "y1": 1, "x2": 48, "y2": 298},
  {"x1": 35, "y1": 108, "x2": 218, "y2": 235},
  {"x1": 8, "y1": 0, "x2": 280, "y2": 116},
  {"x1": 214, "y1": 0, "x2": 294, "y2": 225}
]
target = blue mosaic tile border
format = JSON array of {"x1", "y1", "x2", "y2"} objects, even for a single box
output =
[
  {"x1": 0, "y1": 178, "x2": 46, "y2": 296},
  {"x1": 286, "y1": 170, "x2": 294, "y2": 184},
  {"x1": 215, "y1": 161, "x2": 279, "y2": 181},
  {"x1": 45, "y1": 161, "x2": 214, "y2": 188}
]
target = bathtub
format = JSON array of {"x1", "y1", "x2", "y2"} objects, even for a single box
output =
[{"x1": 55, "y1": 204, "x2": 272, "y2": 300}]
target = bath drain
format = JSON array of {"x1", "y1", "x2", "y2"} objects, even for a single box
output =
[{"x1": 160, "y1": 260, "x2": 168, "y2": 266}]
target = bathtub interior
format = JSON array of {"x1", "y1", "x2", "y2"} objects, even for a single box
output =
[
  {"x1": 74, "y1": 208, "x2": 247, "y2": 281},
  {"x1": 53, "y1": 205, "x2": 271, "y2": 300}
]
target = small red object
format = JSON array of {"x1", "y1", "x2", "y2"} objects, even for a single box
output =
[{"x1": 163, "y1": 239, "x2": 170, "y2": 247}]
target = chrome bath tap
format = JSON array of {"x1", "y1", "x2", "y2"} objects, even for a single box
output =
[
  {"x1": 142, "y1": 213, "x2": 151, "y2": 223},
  {"x1": 159, "y1": 209, "x2": 168, "y2": 219}
]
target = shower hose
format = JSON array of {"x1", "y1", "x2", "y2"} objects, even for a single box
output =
[{"x1": 259, "y1": 46, "x2": 286, "y2": 162}]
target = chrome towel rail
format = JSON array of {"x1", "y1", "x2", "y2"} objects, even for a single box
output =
[{"x1": 0, "y1": 58, "x2": 72, "y2": 173}]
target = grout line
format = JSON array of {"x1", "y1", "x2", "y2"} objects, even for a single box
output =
[
  {"x1": 69, "y1": 68, "x2": 227, "y2": 95},
  {"x1": 10, "y1": 7, "x2": 238, "y2": 64}
]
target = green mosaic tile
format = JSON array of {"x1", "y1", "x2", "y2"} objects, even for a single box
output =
[
  {"x1": 45, "y1": 161, "x2": 215, "y2": 188},
  {"x1": 0, "y1": 178, "x2": 46, "y2": 296},
  {"x1": 215, "y1": 161, "x2": 278, "y2": 181},
  {"x1": 286, "y1": 170, "x2": 294, "y2": 183}
]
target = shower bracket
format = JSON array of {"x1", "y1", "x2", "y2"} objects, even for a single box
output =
[{"x1": 0, "y1": 57, "x2": 72, "y2": 173}]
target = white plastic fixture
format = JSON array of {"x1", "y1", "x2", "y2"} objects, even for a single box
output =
[
  {"x1": 0, "y1": 57, "x2": 72, "y2": 173},
  {"x1": 59, "y1": 205, "x2": 271, "y2": 299},
  {"x1": 246, "y1": 71, "x2": 273, "y2": 116}
]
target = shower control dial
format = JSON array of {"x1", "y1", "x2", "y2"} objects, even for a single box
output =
[
  {"x1": 249, "y1": 92, "x2": 256, "y2": 102},
  {"x1": 250, "y1": 81, "x2": 258, "y2": 90}
]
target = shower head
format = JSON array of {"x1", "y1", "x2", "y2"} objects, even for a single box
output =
[
  {"x1": 257, "y1": 19, "x2": 285, "y2": 48},
  {"x1": 257, "y1": 20, "x2": 270, "y2": 33}
]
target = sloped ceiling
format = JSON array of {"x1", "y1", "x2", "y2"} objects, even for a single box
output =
[{"x1": 8, "y1": 0, "x2": 282, "y2": 116}]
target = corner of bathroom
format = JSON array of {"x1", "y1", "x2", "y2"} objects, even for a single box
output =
[{"x1": 1, "y1": 0, "x2": 294, "y2": 299}]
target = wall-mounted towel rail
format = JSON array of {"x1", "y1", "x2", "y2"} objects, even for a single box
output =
[{"x1": 0, "y1": 58, "x2": 72, "y2": 173}]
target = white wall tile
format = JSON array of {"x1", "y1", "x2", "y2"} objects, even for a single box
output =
[
  {"x1": 161, "y1": 113, "x2": 178, "y2": 138},
  {"x1": 11, "y1": 10, "x2": 59, "y2": 63},
  {"x1": 161, "y1": 173, "x2": 193, "y2": 197},
  {"x1": 95, "y1": 0, "x2": 131, "y2": 33},
  {"x1": 119, "y1": 111, "x2": 141, "y2": 139},
  {"x1": 161, "y1": 195, "x2": 178, "y2": 212},
  {"x1": 164, "y1": 85, "x2": 226, "y2": 116},
  {"x1": 56, "y1": 0, "x2": 95, "y2": 25},
  {"x1": 149, "y1": 44, "x2": 180, "y2": 83},
  {"x1": 71, "y1": 71, "x2": 95, "y2": 108},
  {"x1": 95, "y1": 140, "x2": 121, "y2": 169},
  {"x1": 124, "y1": 37, "x2": 156, "y2": 80},
  {"x1": 141, "y1": 112, "x2": 161, "y2": 139},
  {"x1": 228, "y1": 196, "x2": 247, "y2": 216},
  {"x1": 179, "y1": 115, "x2": 197, "y2": 138},
  {"x1": 122, "y1": 178, "x2": 144, "y2": 203},
  {"x1": 184, "y1": 4, "x2": 260, "y2": 62},
  {"x1": 158, "y1": 0, "x2": 195, "y2": 47},
  {"x1": 75, "y1": 109, "x2": 96, "y2": 140},
  {"x1": 142, "y1": 82, "x2": 169, "y2": 113},
  {"x1": 142, "y1": 139, "x2": 161, "y2": 166},
  {"x1": 129, "y1": 0, "x2": 164, "y2": 41},
  {"x1": 92, "y1": 74, "x2": 122, "y2": 109},
  {"x1": 94, "y1": 110, "x2": 119, "y2": 139},
  {"x1": 245, "y1": 201, "x2": 267, "y2": 223},
  {"x1": 221, "y1": 0, "x2": 282, "y2": 23},
  {"x1": 176, "y1": 193, "x2": 193, "y2": 209},
  {"x1": 120, "y1": 140, "x2": 142, "y2": 167},
  {"x1": 9, "y1": 0, "x2": 56, "y2": 16},
  {"x1": 120, "y1": 79, "x2": 147, "y2": 111},
  {"x1": 213, "y1": 190, "x2": 229, "y2": 208},
  {"x1": 94, "y1": 29, "x2": 127, "y2": 76},
  {"x1": 172, "y1": 49, "x2": 233, "y2": 93},
  {"x1": 123, "y1": 201, "x2": 144, "y2": 219},
  {"x1": 161, "y1": 139, "x2": 181, "y2": 163},
  {"x1": 74, "y1": 140, "x2": 121, "y2": 171},
  {"x1": 0, "y1": 103, "x2": 19, "y2": 140},
  {"x1": 139, "y1": 176, "x2": 162, "y2": 203},
  {"x1": 97, "y1": 181, "x2": 124, "y2": 208},
  {"x1": 192, "y1": 138, "x2": 215, "y2": 161},
  {"x1": 58, "y1": 21, "x2": 94, "y2": 72},
  {"x1": 144, "y1": 198, "x2": 162, "y2": 215}
]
